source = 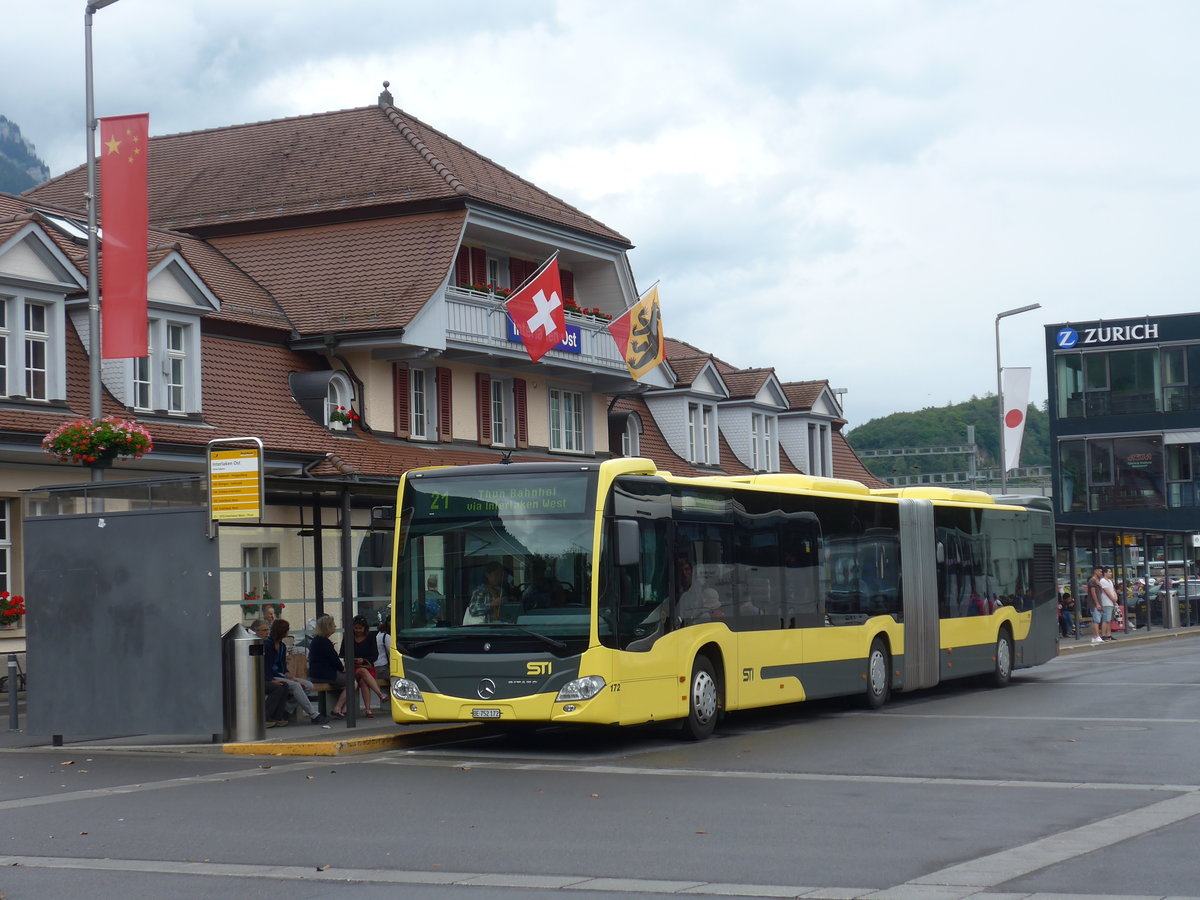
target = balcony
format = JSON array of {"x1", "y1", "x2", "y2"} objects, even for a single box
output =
[{"x1": 444, "y1": 286, "x2": 628, "y2": 374}]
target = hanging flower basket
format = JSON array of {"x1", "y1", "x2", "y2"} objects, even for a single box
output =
[{"x1": 42, "y1": 416, "x2": 153, "y2": 466}]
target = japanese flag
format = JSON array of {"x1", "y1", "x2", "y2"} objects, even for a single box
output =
[
  {"x1": 1002, "y1": 367, "x2": 1031, "y2": 473},
  {"x1": 505, "y1": 257, "x2": 565, "y2": 363}
]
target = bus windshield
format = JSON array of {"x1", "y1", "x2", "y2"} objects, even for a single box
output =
[{"x1": 394, "y1": 470, "x2": 597, "y2": 651}]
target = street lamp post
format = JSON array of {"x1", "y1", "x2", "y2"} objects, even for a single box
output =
[
  {"x1": 995, "y1": 303, "x2": 1042, "y2": 495},
  {"x1": 84, "y1": 0, "x2": 121, "y2": 484}
]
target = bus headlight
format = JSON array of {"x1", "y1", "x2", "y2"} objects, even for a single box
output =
[
  {"x1": 391, "y1": 679, "x2": 423, "y2": 702},
  {"x1": 555, "y1": 675, "x2": 606, "y2": 702}
]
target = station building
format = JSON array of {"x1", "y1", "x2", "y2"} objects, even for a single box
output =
[
  {"x1": 0, "y1": 86, "x2": 881, "y2": 666},
  {"x1": 1047, "y1": 312, "x2": 1200, "y2": 629}
]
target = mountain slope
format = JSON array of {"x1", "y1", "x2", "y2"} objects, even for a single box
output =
[
  {"x1": 846, "y1": 395, "x2": 1049, "y2": 478},
  {"x1": 0, "y1": 116, "x2": 50, "y2": 193}
]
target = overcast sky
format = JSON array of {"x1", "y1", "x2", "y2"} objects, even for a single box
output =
[{"x1": 10, "y1": 1, "x2": 1200, "y2": 429}]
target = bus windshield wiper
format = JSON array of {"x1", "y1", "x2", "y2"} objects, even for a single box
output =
[
  {"x1": 490, "y1": 624, "x2": 569, "y2": 650},
  {"x1": 403, "y1": 635, "x2": 466, "y2": 653}
]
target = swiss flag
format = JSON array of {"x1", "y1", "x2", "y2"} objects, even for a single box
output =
[{"x1": 505, "y1": 257, "x2": 565, "y2": 363}]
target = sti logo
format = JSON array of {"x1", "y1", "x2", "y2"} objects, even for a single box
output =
[{"x1": 526, "y1": 662, "x2": 551, "y2": 676}]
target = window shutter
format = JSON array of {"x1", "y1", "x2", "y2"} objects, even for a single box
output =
[
  {"x1": 470, "y1": 248, "x2": 486, "y2": 287},
  {"x1": 454, "y1": 247, "x2": 470, "y2": 287},
  {"x1": 559, "y1": 268, "x2": 574, "y2": 301},
  {"x1": 514, "y1": 378, "x2": 529, "y2": 449},
  {"x1": 509, "y1": 257, "x2": 525, "y2": 291},
  {"x1": 475, "y1": 372, "x2": 492, "y2": 446},
  {"x1": 435, "y1": 366, "x2": 453, "y2": 442},
  {"x1": 393, "y1": 364, "x2": 410, "y2": 439}
]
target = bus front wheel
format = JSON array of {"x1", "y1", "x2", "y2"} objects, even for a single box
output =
[
  {"x1": 681, "y1": 655, "x2": 720, "y2": 741},
  {"x1": 863, "y1": 638, "x2": 891, "y2": 709}
]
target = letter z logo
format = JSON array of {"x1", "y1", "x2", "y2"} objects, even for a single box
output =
[{"x1": 526, "y1": 662, "x2": 551, "y2": 676}]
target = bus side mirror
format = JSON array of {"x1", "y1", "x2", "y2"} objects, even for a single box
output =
[
  {"x1": 616, "y1": 519, "x2": 640, "y2": 568},
  {"x1": 936, "y1": 542, "x2": 945, "y2": 564}
]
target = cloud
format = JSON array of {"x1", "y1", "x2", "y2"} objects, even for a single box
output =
[{"x1": 10, "y1": 0, "x2": 1200, "y2": 427}]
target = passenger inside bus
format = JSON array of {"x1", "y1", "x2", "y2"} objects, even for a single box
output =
[{"x1": 463, "y1": 561, "x2": 516, "y2": 624}]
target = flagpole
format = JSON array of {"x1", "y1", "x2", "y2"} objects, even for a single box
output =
[{"x1": 506, "y1": 250, "x2": 560, "y2": 300}]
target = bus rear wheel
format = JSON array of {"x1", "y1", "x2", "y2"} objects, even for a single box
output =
[
  {"x1": 681, "y1": 655, "x2": 720, "y2": 741},
  {"x1": 863, "y1": 638, "x2": 891, "y2": 709},
  {"x1": 991, "y1": 628, "x2": 1013, "y2": 688}
]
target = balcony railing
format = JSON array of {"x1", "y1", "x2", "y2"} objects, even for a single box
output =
[{"x1": 444, "y1": 287, "x2": 627, "y2": 372}]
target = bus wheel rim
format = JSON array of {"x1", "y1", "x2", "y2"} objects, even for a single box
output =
[
  {"x1": 693, "y1": 670, "x2": 718, "y2": 722},
  {"x1": 869, "y1": 649, "x2": 887, "y2": 696},
  {"x1": 998, "y1": 637, "x2": 1012, "y2": 678}
]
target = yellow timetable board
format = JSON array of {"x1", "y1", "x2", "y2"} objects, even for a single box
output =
[{"x1": 208, "y1": 447, "x2": 263, "y2": 519}]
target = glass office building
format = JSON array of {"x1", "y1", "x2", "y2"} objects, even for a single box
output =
[{"x1": 1047, "y1": 312, "x2": 1200, "y2": 631}]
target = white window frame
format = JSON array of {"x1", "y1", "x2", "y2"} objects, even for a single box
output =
[
  {"x1": 751, "y1": 412, "x2": 778, "y2": 471},
  {"x1": 129, "y1": 316, "x2": 201, "y2": 414},
  {"x1": 242, "y1": 544, "x2": 280, "y2": 609},
  {"x1": 688, "y1": 401, "x2": 716, "y2": 465},
  {"x1": 490, "y1": 377, "x2": 510, "y2": 446},
  {"x1": 326, "y1": 372, "x2": 355, "y2": 428},
  {"x1": 621, "y1": 414, "x2": 641, "y2": 457},
  {"x1": 0, "y1": 290, "x2": 65, "y2": 402},
  {"x1": 411, "y1": 368, "x2": 428, "y2": 438},
  {"x1": 549, "y1": 386, "x2": 586, "y2": 453},
  {"x1": 0, "y1": 498, "x2": 11, "y2": 597}
]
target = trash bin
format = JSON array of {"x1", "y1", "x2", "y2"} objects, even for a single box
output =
[{"x1": 221, "y1": 623, "x2": 265, "y2": 742}]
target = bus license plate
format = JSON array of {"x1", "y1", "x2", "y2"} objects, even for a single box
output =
[{"x1": 472, "y1": 708, "x2": 501, "y2": 719}]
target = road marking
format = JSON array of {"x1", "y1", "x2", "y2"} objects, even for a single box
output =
[
  {"x1": 369, "y1": 755, "x2": 1200, "y2": 795},
  {"x1": 1, "y1": 854, "x2": 1198, "y2": 900},
  {"x1": 892, "y1": 789, "x2": 1200, "y2": 898},
  {"x1": 870, "y1": 711, "x2": 1200, "y2": 724},
  {"x1": 0, "y1": 758, "x2": 331, "y2": 811}
]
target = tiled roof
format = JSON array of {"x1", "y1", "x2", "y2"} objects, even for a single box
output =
[
  {"x1": 782, "y1": 380, "x2": 827, "y2": 411},
  {"x1": 833, "y1": 428, "x2": 890, "y2": 489},
  {"x1": 209, "y1": 211, "x2": 465, "y2": 335},
  {"x1": 1, "y1": 193, "x2": 288, "y2": 332},
  {"x1": 27, "y1": 104, "x2": 627, "y2": 244},
  {"x1": 722, "y1": 367, "x2": 775, "y2": 400}
]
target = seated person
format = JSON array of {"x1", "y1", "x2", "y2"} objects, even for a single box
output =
[
  {"x1": 374, "y1": 611, "x2": 392, "y2": 684},
  {"x1": 308, "y1": 614, "x2": 351, "y2": 719},
  {"x1": 423, "y1": 576, "x2": 445, "y2": 622},
  {"x1": 252, "y1": 619, "x2": 290, "y2": 728},
  {"x1": 266, "y1": 618, "x2": 327, "y2": 725},
  {"x1": 340, "y1": 615, "x2": 386, "y2": 718},
  {"x1": 463, "y1": 561, "x2": 515, "y2": 624},
  {"x1": 522, "y1": 558, "x2": 566, "y2": 609}
]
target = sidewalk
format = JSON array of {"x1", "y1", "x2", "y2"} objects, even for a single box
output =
[
  {"x1": 0, "y1": 698, "x2": 480, "y2": 757},
  {"x1": 1056, "y1": 622, "x2": 1200, "y2": 654}
]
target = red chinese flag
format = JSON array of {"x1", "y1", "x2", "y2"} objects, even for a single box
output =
[
  {"x1": 505, "y1": 257, "x2": 565, "y2": 363},
  {"x1": 100, "y1": 113, "x2": 149, "y2": 359}
]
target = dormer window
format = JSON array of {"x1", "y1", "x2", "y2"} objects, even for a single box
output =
[
  {"x1": 0, "y1": 292, "x2": 65, "y2": 402},
  {"x1": 130, "y1": 318, "x2": 199, "y2": 414},
  {"x1": 751, "y1": 412, "x2": 777, "y2": 471},
  {"x1": 688, "y1": 402, "x2": 716, "y2": 465}
]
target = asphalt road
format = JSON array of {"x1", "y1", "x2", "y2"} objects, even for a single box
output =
[{"x1": 2, "y1": 637, "x2": 1199, "y2": 900}]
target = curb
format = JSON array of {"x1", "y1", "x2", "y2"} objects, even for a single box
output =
[
  {"x1": 222, "y1": 723, "x2": 479, "y2": 757},
  {"x1": 1057, "y1": 628, "x2": 1200, "y2": 655}
]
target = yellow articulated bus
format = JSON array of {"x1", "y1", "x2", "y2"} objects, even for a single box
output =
[{"x1": 386, "y1": 458, "x2": 1057, "y2": 739}]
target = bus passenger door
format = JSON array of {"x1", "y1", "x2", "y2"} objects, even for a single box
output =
[{"x1": 607, "y1": 517, "x2": 683, "y2": 725}]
